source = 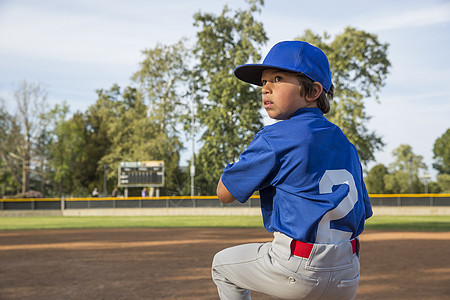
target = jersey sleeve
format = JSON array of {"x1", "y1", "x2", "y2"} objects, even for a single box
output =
[{"x1": 221, "y1": 133, "x2": 278, "y2": 203}]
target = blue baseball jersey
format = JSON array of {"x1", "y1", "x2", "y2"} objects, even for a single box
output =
[{"x1": 221, "y1": 108, "x2": 373, "y2": 243}]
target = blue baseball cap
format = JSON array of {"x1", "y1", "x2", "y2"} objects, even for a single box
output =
[{"x1": 234, "y1": 41, "x2": 332, "y2": 92}]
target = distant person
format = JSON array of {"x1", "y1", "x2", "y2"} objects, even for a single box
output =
[
  {"x1": 112, "y1": 187, "x2": 118, "y2": 197},
  {"x1": 91, "y1": 187, "x2": 99, "y2": 197},
  {"x1": 141, "y1": 187, "x2": 148, "y2": 198}
]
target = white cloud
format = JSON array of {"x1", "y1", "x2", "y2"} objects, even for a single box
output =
[
  {"x1": 380, "y1": 91, "x2": 450, "y2": 103},
  {"x1": 0, "y1": 0, "x2": 204, "y2": 65},
  {"x1": 357, "y1": 2, "x2": 450, "y2": 32}
]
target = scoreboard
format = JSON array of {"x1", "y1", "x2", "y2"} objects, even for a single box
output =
[{"x1": 118, "y1": 161, "x2": 165, "y2": 187}]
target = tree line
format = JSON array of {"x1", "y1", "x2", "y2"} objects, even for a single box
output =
[
  {"x1": 365, "y1": 139, "x2": 450, "y2": 194},
  {"x1": 1, "y1": 1, "x2": 448, "y2": 197}
]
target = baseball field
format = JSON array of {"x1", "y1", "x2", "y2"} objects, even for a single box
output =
[{"x1": 1, "y1": 215, "x2": 449, "y2": 299}]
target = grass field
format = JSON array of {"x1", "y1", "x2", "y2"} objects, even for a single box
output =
[{"x1": 0, "y1": 215, "x2": 449, "y2": 231}]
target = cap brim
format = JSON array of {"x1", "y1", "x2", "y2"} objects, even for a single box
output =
[
  {"x1": 234, "y1": 64, "x2": 265, "y2": 86},
  {"x1": 235, "y1": 64, "x2": 300, "y2": 86}
]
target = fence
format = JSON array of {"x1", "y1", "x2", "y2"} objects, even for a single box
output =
[
  {"x1": 369, "y1": 194, "x2": 450, "y2": 206},
  {"x1": 1, "y1": 194, "x2": 450, "y2": 211}
]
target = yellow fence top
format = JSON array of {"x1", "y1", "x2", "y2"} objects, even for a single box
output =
[
  {"x1": 1, "y1": 194, "x2": 450, "y2": 202},
  {"x1": 0, "y1": 194, "x2": 450, "y2": 202}
]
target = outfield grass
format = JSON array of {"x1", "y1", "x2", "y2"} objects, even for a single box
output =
[
  {"x1": 0, "y1": 215, "x2": 449, "y2": 231},
  {"x1": 364, "y1": 215, "x2": 450, "y2": 231},
  {"x1": 0, "y1": 216, "x2": 264, "y2": 231}
]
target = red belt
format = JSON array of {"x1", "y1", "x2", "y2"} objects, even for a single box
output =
[{"x1": 290, "y1": 238, "x2": 358, "y2": 258}]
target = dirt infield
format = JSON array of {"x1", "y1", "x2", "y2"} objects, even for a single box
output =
[{"x1": 0, "y1": 228, "x2": 449, "y2": 299}]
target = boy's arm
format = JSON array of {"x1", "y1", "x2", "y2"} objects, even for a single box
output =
[{"x1": 216, "y1": 177, "x2": 236, "y2": 203}]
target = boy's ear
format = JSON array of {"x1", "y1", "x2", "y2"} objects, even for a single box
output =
[{"x1": 306, "y1": 82, "x2": 323, "y2": 102}]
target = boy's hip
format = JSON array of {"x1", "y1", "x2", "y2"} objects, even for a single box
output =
[{"x1": 272, "y1": 231, "x2": 359, "y2": 271}]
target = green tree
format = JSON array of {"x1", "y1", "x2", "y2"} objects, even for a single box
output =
[
  {"x1": 16, "y1": 82, "x2": 50, "y2": 194},
  {"x1": 384, "y1": 144, "x2": 427, "y2": 193},
  {"x1": 433, "y1": 128, "x2": 450, "y2": 175},
  {"x1": 192, "y1": 0, "x2": 267, "y2": 194},
  {"x1": 47, "y1": 104, "x2": 88, "y2": 196},
  {"x1": 0, "y1": 82, "x2": 49, "y2": 195},
  {"x1": 31, "y1": 112, "x2": 53, "y2": 195},
  {"x1": 132, "y1": 39, "x2": 189, "y2": 135},
  {"x1": 0, "y1": 100, "x2": 21, "y2": 195},
  {"x1": 97, "y1": 85, "x2": 183, "y2": 196},
  {"x1": 132, "y1": 40, "x2": 188, "y2": 195},
  {"x1": 436, "y1": 174, "x2": 450, "y2": 193},
  {"x1": 297, "y1": 27, "x2": 390, "y2": 164},
  {"x1": 427, "y1": 181, "x2": 442, "y2": 193},
  {"x1": 365, "y1": 164, "x2": 388, "y2": 194},
  {"x1": 79, "y1": 86, "x2": 122, "y2": 195}
]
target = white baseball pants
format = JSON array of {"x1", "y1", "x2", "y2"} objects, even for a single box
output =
[{"x1": 212, "y1": 232, "x2": 360, "y2": 300}]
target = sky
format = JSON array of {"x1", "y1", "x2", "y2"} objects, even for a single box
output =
[{"x1": 1, "y1": 0, "x2": 449, "y2": 182}]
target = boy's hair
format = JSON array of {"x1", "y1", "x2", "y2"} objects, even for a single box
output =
[{"x1": 296, "y1": 73, "x2": 333, "y2": 114}]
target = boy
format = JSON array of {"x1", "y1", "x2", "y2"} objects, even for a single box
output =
[{"x1": 212, "y1": 41, "x2": 372, "y2": 299}]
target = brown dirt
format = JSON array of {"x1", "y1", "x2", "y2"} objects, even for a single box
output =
[{"x1": 0, "y1": 228, "x2": 449, "y2": 299}]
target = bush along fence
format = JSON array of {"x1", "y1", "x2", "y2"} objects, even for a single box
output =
[{"x1": 0, "y1": 194, "x2": 450, "y2": 210}]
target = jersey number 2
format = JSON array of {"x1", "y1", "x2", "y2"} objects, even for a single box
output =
[{"x1": 316, "y1": 169, "x2": 357, "y2": 243}]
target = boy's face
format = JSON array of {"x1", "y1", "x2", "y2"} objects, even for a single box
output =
[{"x1": 261, "y1": 69, "x2": 317, "y2": 120}]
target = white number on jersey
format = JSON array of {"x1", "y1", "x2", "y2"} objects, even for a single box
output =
[{"x1": 316, "y1": 169, "x2": 357, "y2": 243}]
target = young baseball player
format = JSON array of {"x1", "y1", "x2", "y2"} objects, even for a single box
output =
[{"x1": 212, "y1": 41, "x2": 373, "y2": 300}]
